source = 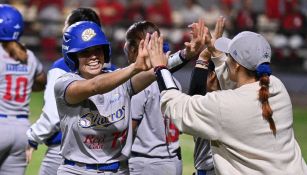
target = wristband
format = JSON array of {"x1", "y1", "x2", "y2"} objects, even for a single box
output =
[
  {"x1": 179, "y1": 50, "x2": 187, "y2": 60},
  {"x1": 167, "y1": 50, "x2": 188, "y2": 69},
  {"x1": 196, "y1": 60, "x2": 209, "y2": 69},
  {"x1": 154, "y1": 65, "x2": 168, "y2": 72},
  {"x1": 28, "y1": 140, "x2": 38, "y2": 150},
  {"x1": 154, "y1": 67, "x2": 178, "y2": 92}
]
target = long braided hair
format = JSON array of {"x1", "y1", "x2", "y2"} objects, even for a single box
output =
[{"x1": 257, "y1": 63, "x2": 276, "y2": 136}]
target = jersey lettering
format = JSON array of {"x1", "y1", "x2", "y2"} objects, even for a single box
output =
[
  {"x1": 78, "y1": 106, "x2": 126, "y2": 128},
  {"x1": 84, "y1": 135, "x2": 105, "y2": 149}
]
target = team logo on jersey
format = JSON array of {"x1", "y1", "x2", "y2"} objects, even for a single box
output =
[
  {"x1": 81, "y1": 28, "x2": 96, "y2": 41},
  {"x1": 78, "y1": 106, "x2": 126, "y2": 128},
  {"x1": 79, "y1": 118, "x2": 92, "y2": 128}
]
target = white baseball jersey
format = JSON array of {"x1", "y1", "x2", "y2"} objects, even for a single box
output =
[
  {"x1": 0, "y1": 44, "x2": 43, "y2": 116},
  {"x1": 54, "y1": 72, "x2": 134, "y2": 164},
  {"x1": 131, "y1": 80, "x2": 181, "y2": 157},
  {"x1": 27, "y1": 58, "x2": 69, "y2": 144}
]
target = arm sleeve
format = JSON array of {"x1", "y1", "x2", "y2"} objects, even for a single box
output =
[
  {"x1": 27, "y1": 68, "x2": 67, "y2": 144},
  {"x1": 212, "y1": 54, "x2": 236, "y2": 90},
  {"x1": 187, "y1": 67, "x2": 213, "y2": 169},
  {"x1": 168, "y1": 51, "x2": 189, "y2": 73},
  {"x1": 188, "y1": 67, "x2": 208, "y2": 96},
  {"x1": 131, "y1": 90, "x2": 147, "y2": 120},
  {"x1": 160, "y1": 89, "x2": 221, "y2": 140}
]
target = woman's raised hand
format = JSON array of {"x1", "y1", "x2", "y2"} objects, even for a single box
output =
[
  {"x1": 183, "y1": 18, "x2": 207, "y2": 60},
  {"x1": 148, "y1": 32, "x2": 168, "y2": 68},
  {"x1": 134, "y1": 33, "x2": 152, "y2": 72},
  {"x1": 206, "y1": 16, "x2": 225, "y2": 57}
]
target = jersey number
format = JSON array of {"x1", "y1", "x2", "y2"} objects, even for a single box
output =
[
  {"x1": 4, "y1": 75, "x2": 28, "y2": 103},
  {"x1": 165, "y1": 118, "x2": 180, "y2": 143},
  {"x1": 111, "y1": 129, "x2": 127, "y2": 149}
]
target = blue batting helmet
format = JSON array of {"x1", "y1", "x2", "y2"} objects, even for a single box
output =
[
  {"x1": 62, "y1": 21, "x2": 111, "y2": 72},
  {"x1": 0, "y1": 4, "x2": 24, "y2": 41}
]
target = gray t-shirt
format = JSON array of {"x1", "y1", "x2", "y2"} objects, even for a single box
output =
[
  {"x1": 54, "y1": 73, "x2": 134, "y2": 164},
  {"x1": 131, "y1": 81, "x2": 181, "y2": 157},
  {"x1": 0, "y1": 45, "x2": 43, "y2": 116}
]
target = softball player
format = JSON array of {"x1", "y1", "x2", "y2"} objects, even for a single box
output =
[
  {"x1": 25, "y1": 8, "x2": 109, "y2": 175},
  {"x1": 125, "y1": 20, "x2": 208, "y2": 175},
  {"x1": 0, "y1": 4, "x2": 46, "y2": 175},
  {"x1": 150, "y1": 27, "x2": 307, "y2": 174},
  {"x1": 55, "y1": 18, "x2": 203, "y2": 174},
  {"x1": 54, "y1": 21, "x2": 162, "y2": 175},
  {"x1": 124, "y1": 21, "x2": 183, "y2": 175},
  {"x1": 129, "y1": 80, "x2": 182, "y2": 175}
]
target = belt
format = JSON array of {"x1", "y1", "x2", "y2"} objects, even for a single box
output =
[
  {"x1": 197, "y1": 170, "x2": 207, "y2": 175},
  {"x1": 0, "y1": 114, "x2": 28, "y2": 118},
  {"x1": 64, "y1": 159, "x2": 120, "y2": 172},
  {"x1": 195, "y1": 168, "x2": 215, "y2": 175}
]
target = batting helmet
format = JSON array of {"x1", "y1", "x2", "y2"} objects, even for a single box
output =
[
  {"x1": 0, "y1": 4, "x2": 24, "y2": 41},
  {"x1": 62, "y1": 21, "x2": 111, "y2": 72}
]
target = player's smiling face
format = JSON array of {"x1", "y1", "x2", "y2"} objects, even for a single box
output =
[{"x1": 77, "y1": 45, "x2": 105, "y2": 79}]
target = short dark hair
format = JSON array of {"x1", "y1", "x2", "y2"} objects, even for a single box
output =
[
  {"x1": 126, "y1": 21, "x2": 160, "y2": 49},
  {"x1": 67, "y1": 8, "x2": 101, "y2": 27}
]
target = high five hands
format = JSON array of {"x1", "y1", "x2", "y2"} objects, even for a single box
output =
[
  {"x1": 133, "y1": 33, "x2": 152, "y2": 72},
  {"x1": 183, "y1": 18, "x2": 207, "y2": 60},
  {"x1": 133, "y1": 31, "x2": 168, "y2": 70},
  {"x1": 148, "y1": 32, "x2": 168, "y2": 68},
  {"x1": 205, "y1": 16, "x2": 226, "y2": 57},
  {"x1": 134, "y1": 16, "x2": 226, "y2": 71}
]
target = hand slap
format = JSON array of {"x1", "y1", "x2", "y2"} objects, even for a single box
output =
[
  {"x1": 206, "y1": 16, "x2": 225, "y2": 56},
  {"x1": 184, "y1": 18, "x2": 207, "y2": 60},
  {"x1": 134, "y1": 33, "x2": 151, "y2": 72},
  {"x1": 148, "y1": 32, "x2": 167, "y2": 67}
]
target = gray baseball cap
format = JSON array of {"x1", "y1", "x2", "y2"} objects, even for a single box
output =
[{"x1": 214, "y1": 31, "x2": 271, "y2": 71}]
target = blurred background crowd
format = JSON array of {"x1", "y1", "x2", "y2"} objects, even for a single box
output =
[{"x1": 1, "y1": 0, "x2": 307, "y2": 105}]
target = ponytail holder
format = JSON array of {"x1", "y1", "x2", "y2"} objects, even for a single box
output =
[{"x1": 256, "y1": 63, "x2": 272, "y2": 77}]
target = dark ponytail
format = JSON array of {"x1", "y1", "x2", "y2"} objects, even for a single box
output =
[{"x1": 2, "y1": 41, "x2": 28, "y2": 63}]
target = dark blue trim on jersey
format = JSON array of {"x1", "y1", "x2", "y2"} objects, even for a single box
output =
[
  {"x1": 0, "y1": 114, "x2": 28, "y2": 118},
  {"x1": 197, "y1": 170, "x2": 207, "y2": 175},
  {"x1": 64, "y1": 159, "x2": 120, "y2": 172},
  {"x1": 45, "y1": 131, "x2": 62, "y2": 146},
  {"x1": 50, "y1": 58, "x2": 70, "y2": 72},
  {"x1": 28, "y1": 140, "x2": 38, "y2": 149}
]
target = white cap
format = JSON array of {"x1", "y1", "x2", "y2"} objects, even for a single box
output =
[{"x1": 215, "y1": 31, "x2": 271, "y2": 71}]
